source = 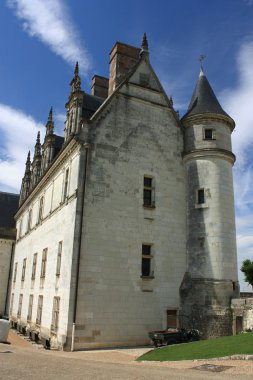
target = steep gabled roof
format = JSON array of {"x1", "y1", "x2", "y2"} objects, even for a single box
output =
[
  {"x1": 90, "y1": 51, "x2": 179, "y2": 125},
  {"x1": 82, "y1": 93, "x2": 104, "y2": 119},
  {"x1": 182, "y1": 69, "x2": 231, "y2": 120},
  {"x1": 0, "y1": 191, "x2": 19, "y2": 229}
]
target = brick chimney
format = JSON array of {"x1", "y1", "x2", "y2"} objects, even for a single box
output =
[
  {"x1": 108, "y1": 42, "x2": 141, "y2": 96},
  {"x1": 91, "y1": 75, "x2": 109, "y2": 99}
]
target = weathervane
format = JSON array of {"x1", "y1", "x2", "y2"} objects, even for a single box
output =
[{"x1": 199, "y1": 54, "x2": 206, "y2": 70}]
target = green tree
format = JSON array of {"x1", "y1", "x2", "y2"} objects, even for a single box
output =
[{"x1": 241, "y1": 260, "x2": 253, "y2": 287}]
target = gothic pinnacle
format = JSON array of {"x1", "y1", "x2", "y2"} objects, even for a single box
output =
[
  {"x1": 70, "y1": 61, "x2": 81, "y2": 92},
  {"x1": 46, "y1": 107, "x2": 54, "y2": 135},
  {"x1": 140, "y1": 32, "x2": 149, "y2": 58},
  {"x1": 25, "y1": 151, "x2": 31, "y2": 174},
  {"x1": 26, "y1": 150, "x2": 31, "y2": 163},
  {"x1": 34, "y1": 131, "x2": 42, "y2": 158},
  {"x1": 48, "y1": 106, "x2": 53, "y2": 122},
  {"x1": 74, "y1": 61, "x2": 79, "y2": 76}
]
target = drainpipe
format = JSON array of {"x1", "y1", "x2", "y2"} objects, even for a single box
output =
[
  {"x1": 4, "y1": 241, "x2": 15, "y2": 317},
  {"x1": 71, "y1": 142, "x2": 90, "y2": 351}
]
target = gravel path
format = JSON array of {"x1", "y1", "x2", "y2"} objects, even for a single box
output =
[{"x1": 4, "y1": 330, "x2": 253, "y2": 377}]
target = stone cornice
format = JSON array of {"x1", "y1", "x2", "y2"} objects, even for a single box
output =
[
  {"x1": 15, "y1": 137, "x2": 80, "y2": 219},
  {"x1": 182, "y1": 148, "x2": 236, "y2": 165},
  {"x1": 182, "y1": 113, "x2": 235, "y2": 131}
]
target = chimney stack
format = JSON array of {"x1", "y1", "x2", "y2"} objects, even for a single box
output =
[
  {"x1": 108, "y1": 42, "x2": 140, "y2": 96},
  {"x1": 91, "y1": 75, "x2": 109, "y2": 99}
]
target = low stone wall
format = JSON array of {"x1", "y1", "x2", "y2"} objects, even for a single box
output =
[{"x1": 231, "y1": 298, "x2": 253, "y2": 334}]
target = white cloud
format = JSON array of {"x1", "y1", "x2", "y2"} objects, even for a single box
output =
[
  {"x1": 222, "y1": 42, "x2": 253, "y2": 167},
  {"x1": 221, "y1": 40, "x2": 253, "y2": 290},
  {"x1": 7, "y1": 0, "x2": 91, "y2": 75},
  {"x1": 0, "y1": 103, "x2": 44, "y2": 193}
]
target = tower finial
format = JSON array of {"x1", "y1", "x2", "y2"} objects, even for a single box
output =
[
  {"x1": 199, "y1": 54, "x2": 206, "y2": 76},
  {"x1": 25, "y1": 151, "x2": 31, "y2": 174},
  {"x1": 140, "y1": 32, "x2": 149, "y2": 58},
  {"x1": 48, "y1": 106, "x2": 53, "y2": 121},
  {"x1": 74, "y1": 61, "x2": 79, "y2": 76},
  {"x1": 46, "y1": 107, "x2": 54, "y2": 136},
  {"x1": 70, "y1": 61, "x2": 81, "y2": 93},
  {"x1": 34, "y1": 131, "x2": 42, "y2": 158}
]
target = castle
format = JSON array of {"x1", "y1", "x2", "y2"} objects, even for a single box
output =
[{"x1": 9, "y1": 34, "x2": 239, "y2": 350}]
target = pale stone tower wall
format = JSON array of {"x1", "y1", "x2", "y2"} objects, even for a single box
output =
[
  {"x1": 68, "y1": 57, "x2": 187, "y2": 349},
  {"x1": 180, "y1": 78, "x2": 239, "y2": 337}
]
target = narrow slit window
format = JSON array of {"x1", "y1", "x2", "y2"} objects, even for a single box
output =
[
  {"x1": 141, "y1": 244, "x2": 153, "y2": 277},
  {"x1": 17, "y1": 294, "x2": 23, "y2": 317},
  {"x1": 40, "y1": 248, "x2": 48, "y2": 278},
  {"x1": 56, "y1": 241, "x2": 62, "y2": 276},
  {"x1": 197, "y1": 189, "x2": 205, "y2": 204},
  {"x1": 27, "y1": 294, "x2": 33, "y2": 322},
  {"x1": 38, "y1": 196, "x2": 44, "y2": 223},
  {"x1": 143, "y1": 176, "x2": 154, "y2": 207},
  {"x1": 36, "y1": 295, "x2": 43, "y2": 325},
  {"x1": 51, "y1": 296, "x2": 60, "y2": 332},
  {"x1": 21, "y1": 258, "x2": 27, "y2": 282},
  {"x1": 204, "y1": 128, "x2": 215, "y2": 140},
  {"x1": 63, "y1": 168, "x2": 69, "y2": 201},
  {"x1": 13, "y1": 262, "x2": 18, "y2": 283},
  {"x1": 31, "y1": 253, "x2": 37, "y2": 280}
]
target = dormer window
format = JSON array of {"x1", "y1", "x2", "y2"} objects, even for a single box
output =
[
  {"x1": 139, "y1": 73, "x2": 150, "y2": 87},
  {"x1": 204, "y1": 128, "x2": 215, "y2": 140}
]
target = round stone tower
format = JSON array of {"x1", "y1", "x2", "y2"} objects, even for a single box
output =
[{"x1": 180, "y1": 68, "x2": 239, "y2": 338}]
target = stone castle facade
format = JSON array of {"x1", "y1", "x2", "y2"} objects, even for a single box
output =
[{"x1": 9, "y1": 35, "x2": 239, "y2": 350}]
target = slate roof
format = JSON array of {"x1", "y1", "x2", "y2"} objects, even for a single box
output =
[
  {"x1": 182, "y1": 69, "x2": 230, "y2": 119},
  {"x1": 82, "y1": 93, "x2": 104, "y2": 119},
  {"x1": 0, "y1": 192, "x2": 19, "y2": 229},
  {"x1": 53, "y1": 135, "x2": 64, "y2": 157}
]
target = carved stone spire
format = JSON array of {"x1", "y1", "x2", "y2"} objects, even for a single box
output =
[
  {"x1": 19, "y1": 151, "x2": 32, "y2": 204},
  {"x1": 41, "y1": 107, "x2": 56, "y2": 173},
  {"x1": 25, "y1": 151, "x2": 31, "y2": 175},
  {"x1": 140, "y1": 32, "x2": 149, "y2": 58},
  {"x1": 64, "y1": 62, "x2": 85, "y2": 141},
  {"x1": 70, "y1": 62, "x2": 82, "y2": 93},
  {"x1": 31, "y1": 131, "x2": 42, "y2": 186},
  {"x1": 46, "y1": 107, "x2": 54, "y2": 136},
  {"x1": 34, "y1": 131, "x2": 42, "y2": 158}
]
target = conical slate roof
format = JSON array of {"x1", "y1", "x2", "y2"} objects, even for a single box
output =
[{"x1": 182, "y1": 69, "x2": 230, "y2": 119}]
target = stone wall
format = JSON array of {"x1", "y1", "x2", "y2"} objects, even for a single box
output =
[
  {"x1": 231, "y1": 298, "x2": 253, "y2": 334},
  {"x1": 0, "y1": 236, "x2": 14, "y2": 316},
  {"x1": 10, "y1": 142, "x2": 80, "y2": 349},
  {"x1": 70, "y1": 58, "x2": 187, "y2": 349}
]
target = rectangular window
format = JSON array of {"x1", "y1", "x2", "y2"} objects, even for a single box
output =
[
  {"x1": 9, "y1": 293, "x2": 14, "y2": 315},
  {"x1": 56, "y1": 241, "x2": 62, "y2": 276},
  {"x1": 27, "y1": 294, "x2": 34, "y2": 322},
  {"x1": 13, "y1": 262, "x2": 18, "y2": 283},
  {"x1": 197, "y1": 189, "x2": 205, "y2": 204},
  {"x1": 143, "y1": 176, "x2": 154, "y2": 207},
  {"x1": 38, "y1": 196, "x2": 44, "y2": 223},
  {"x1": 51, "y1": 296, "x2": 60, "y2": 332},
  {"x1": 139, "y1": 73, "x2": 150, "y2": 87},
  {"x1": 27, "y1": 209, "x2": 32, "y2": 231},
  {"x1": 36, "y1": 295, "x2": 43, "y2": 325},
  {"x1": 40, "y1": 248, "x2": 48, "y2": 278},
  {"x1": 141, "y1": 244, "x2": 153, "y2": 277},
  {"x1": 17, "y1": 294, "x2": 23, "y2": 317},
  {"x1": 204, "y1": 128, "x2": 215, "y2": 140},
  {"x1": 21, "y1": 258, "x2": 27, "y2": 282},
  {"x1": 19, "y1": 219, "x2": 23, "y2": 238},
  {"x1": 31, "y1": 253, "x2": 37, "y2": 280},
  {"x1": 63, "y1": 168, "x2": 69, "y2": 201}
]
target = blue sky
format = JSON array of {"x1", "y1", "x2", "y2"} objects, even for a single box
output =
[{"x1": 0, "y1": 0, "x2": 253, "y2": 290}]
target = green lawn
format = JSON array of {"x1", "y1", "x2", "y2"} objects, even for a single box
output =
[{"x1": 138, "y1": 333, "x2": 253, "y2": 361}]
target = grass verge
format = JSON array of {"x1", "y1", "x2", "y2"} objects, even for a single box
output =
[{"x1": 137, "y1": 333, "x2": 253, "y2": 361}]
